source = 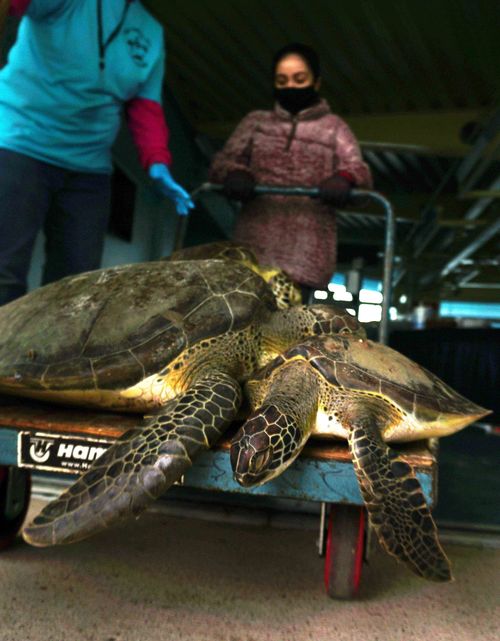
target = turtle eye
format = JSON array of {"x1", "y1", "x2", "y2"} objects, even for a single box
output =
[{"x1": 249, "y1": 448, "x2": 272, "y2": 473}]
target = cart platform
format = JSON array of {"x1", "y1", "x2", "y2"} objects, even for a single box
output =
[
  {"x1": 0, "y1": 395, "x2": 438, "y2": 598},
  {"x1": 0, "y1": 395, "x2": 436, "y2": 504}
]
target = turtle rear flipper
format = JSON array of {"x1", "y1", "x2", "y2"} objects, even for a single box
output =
[
  {"x1": 345, "y1": 400, "x2": 452, "y2": 582},
  {"x1": 23, "y1": 372, "x2": 242, "y2": 547}
]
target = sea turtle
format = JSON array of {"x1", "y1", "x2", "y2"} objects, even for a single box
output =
[
  {"x1": 168, "y1": 240, "x2": 302, "y2": 309},
  {"x1": 230, "y1": 334, "x2": 490, "y2": 582},
  {"x1": 0, "y1": 256, "x2": 363, "y2": 546}
]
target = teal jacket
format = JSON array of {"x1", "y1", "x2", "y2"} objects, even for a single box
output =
[{"x1": 0, "y1": 0, "x2": 171, "y2": 173}]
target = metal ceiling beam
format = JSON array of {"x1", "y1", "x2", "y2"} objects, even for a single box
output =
[
  {"x1": 456, "y1": 109, "x2": 500, "y2": 189},
  {"x1": 459, "y1": 283, "x2": 500, "y2": 289},
  {"x1": 440, "y1": 289, "x2": 500, "y2": 302},
  {"x1": 440, "y1": 213, "x2": 500, "y2": 277},
  {"x1": 395, "y1": 109, "x2": 500, "y2": 293},
  {"x1": 457, "y1": 269, "x2": 481, "y2": 287},
  {"x1": 462, "y1": 176, "x2": 500, "y2": 221},
  {"x1": 461, "y1": 189, "x2": 500, "y2": 199},
  {"x1": 351, "y1": 111, "x2": 487, "y2": 157},
  {"x1": 397, "y1": 152, "x2": 437, "y2": 190},
  {"x1": 418, "y1": 175, "x2": 500, "y2": 262}
]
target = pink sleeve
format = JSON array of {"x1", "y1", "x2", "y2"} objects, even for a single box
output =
[
  {"x1": 9, "y1": 0, "x2": 32, "y2": 15},
  {"x1": 125, "y1": 97, "x2": 172, "y2": 170},
  {"x1": 208, "y1": 111, "x2": 261, "y2": 183},
  {"x1": 334, "y1": 119, "x2": 373, "y2": 189}
]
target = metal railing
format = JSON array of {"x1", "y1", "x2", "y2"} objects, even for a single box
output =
[{"x1": 180, "y1": 183, "x2": 396, "y2": 344}]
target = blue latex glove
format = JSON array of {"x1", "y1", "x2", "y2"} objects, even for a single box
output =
[{"x1": 149, "y1": 163, "x2": 195, "y2": 216}]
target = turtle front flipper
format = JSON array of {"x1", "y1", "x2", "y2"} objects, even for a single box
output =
[
  {"x1": 344, "y1": 399, "x2": 452, "y2": 582},
  {"x1": 22, "y1": 372, "x2": 242, "y2": 547}
]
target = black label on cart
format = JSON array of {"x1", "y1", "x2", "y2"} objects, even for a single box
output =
[{"x1": 18, "y1": 431, "x2": 114, "y2": 474}]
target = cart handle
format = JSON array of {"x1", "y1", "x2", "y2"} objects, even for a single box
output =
[{"x1": 183, "y1": 183, "x2": 395, "y2": 344}]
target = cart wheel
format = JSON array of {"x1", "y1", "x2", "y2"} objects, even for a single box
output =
[
  {"x1": 0, "y1": 466, "x2": 31, "y2": 551},
  {"x1": 324, "y1": 504, "x2": 365, "y2": 599}
]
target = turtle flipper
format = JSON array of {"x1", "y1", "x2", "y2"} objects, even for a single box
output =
[
  {"x1": 23, "y1": 372, "x2": 242, "y2": 547},
  {"x1": 345, "y1": 401, "x2": 452, "y2": 582}
]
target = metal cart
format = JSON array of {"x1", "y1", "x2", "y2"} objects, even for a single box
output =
[
  {"x1": 0, "y1": 399, "x2": 436, "y2": 599},
  {"x1": 0, "y1": 186, "x2": 436, "y2": 599}
]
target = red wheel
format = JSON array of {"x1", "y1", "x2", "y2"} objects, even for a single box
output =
[
  {"x1": 0, "y1": 466, "x2": 31, "y2": 551},
  {"x1": 324, "y1": 504, "x2": 365, "y2": 599}
]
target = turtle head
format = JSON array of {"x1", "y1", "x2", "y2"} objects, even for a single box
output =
[
  {"x1": 257, "y1": 266, "x2": 302, "y2": 309},
  {"x1": 232, "y1": 356, "x2": 321, "y2": 487},
  {"x1": 231, "y1": 419, "x2": 276, "y2": 487}
]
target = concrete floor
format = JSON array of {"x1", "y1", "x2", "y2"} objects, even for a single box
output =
[{"x1": 0, "y1": 499, "x2": 499, "y2": 641}]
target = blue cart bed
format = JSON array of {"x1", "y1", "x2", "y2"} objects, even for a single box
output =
[{"x1": 0, "y1": 395, "x2": 437, "y2": 598}]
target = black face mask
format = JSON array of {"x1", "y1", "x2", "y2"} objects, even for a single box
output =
[{"x1": 274, "y1": 86, "x2": 319, "y2": 114}]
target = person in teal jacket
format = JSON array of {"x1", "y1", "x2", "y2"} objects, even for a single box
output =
[{"x1": 0, "y1": 0, "x2": 193, "y2": 305}]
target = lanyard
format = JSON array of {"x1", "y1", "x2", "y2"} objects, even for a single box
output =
[{"x1": 97, "y1": 0, "x2": 131, "y2": 71}]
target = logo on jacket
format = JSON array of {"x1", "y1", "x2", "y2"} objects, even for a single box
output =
[{"x1": 124, "y1": 28, "x2": 151, "y2": 67}]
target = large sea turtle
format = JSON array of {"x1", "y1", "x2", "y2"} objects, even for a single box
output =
[
  {"x1": 0, "y1": 255, "x2": 363, "y2": 546},
  {"x1": 230, "y1": 334, "x2": 490, "y2": 582}
]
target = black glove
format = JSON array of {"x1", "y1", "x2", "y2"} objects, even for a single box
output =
[
  {"x1": 318, "y1": 175, "x2": 352, "y2": 207},
  {"x1": 223, "y1": 170, "x2": 256, "y2": 202}
]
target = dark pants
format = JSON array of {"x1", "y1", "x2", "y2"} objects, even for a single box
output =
[{"x1": 0, "y1": 149, "x2": 111, "y2": 305}]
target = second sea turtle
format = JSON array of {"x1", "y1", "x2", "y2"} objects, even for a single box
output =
[{"x1": 231, "y1": 334, "x2": 490, "y2": 581}]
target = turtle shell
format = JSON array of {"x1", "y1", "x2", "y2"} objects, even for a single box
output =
[
  {"x1": 248, "y1": 335, "x2": 490, "y2": 441},
  {"x1": 0, "y1": 259, "x2": 275, "y2": 403},
  {"x1": 168, "y1": 240, "x2": 259, "y2": 266},
  {"x1": 168, "y1": 241, "x2": 302, "y2": 309}
]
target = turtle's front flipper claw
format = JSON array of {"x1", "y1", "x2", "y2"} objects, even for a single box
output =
[
  {"x1": 346, "y1": 403, "x2": 452, "y2": 582},
  {"x1": 23, "y1": 372, "x2": 242, "y2": 547}
]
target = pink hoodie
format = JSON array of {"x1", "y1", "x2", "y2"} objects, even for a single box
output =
[{"x1": 209, "y1": 99, "x2": 372, "y2": 288}]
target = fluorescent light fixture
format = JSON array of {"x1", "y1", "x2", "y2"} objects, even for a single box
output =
[
  {"x1": 358, "y1": 304, "x2": 382, "y2": 323},
  {"x1": 331, "y1": 285, "x2": 353, "y2": 301},
  {"x1": 359, "y1": 289, "x2": 383, "y2": 304},
  {"x1": 439, "y1": 301, "x2": 500, "y2": 320},
  {"x1": 334, "y1": 291, "x2": 353, "y2": 301}
]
